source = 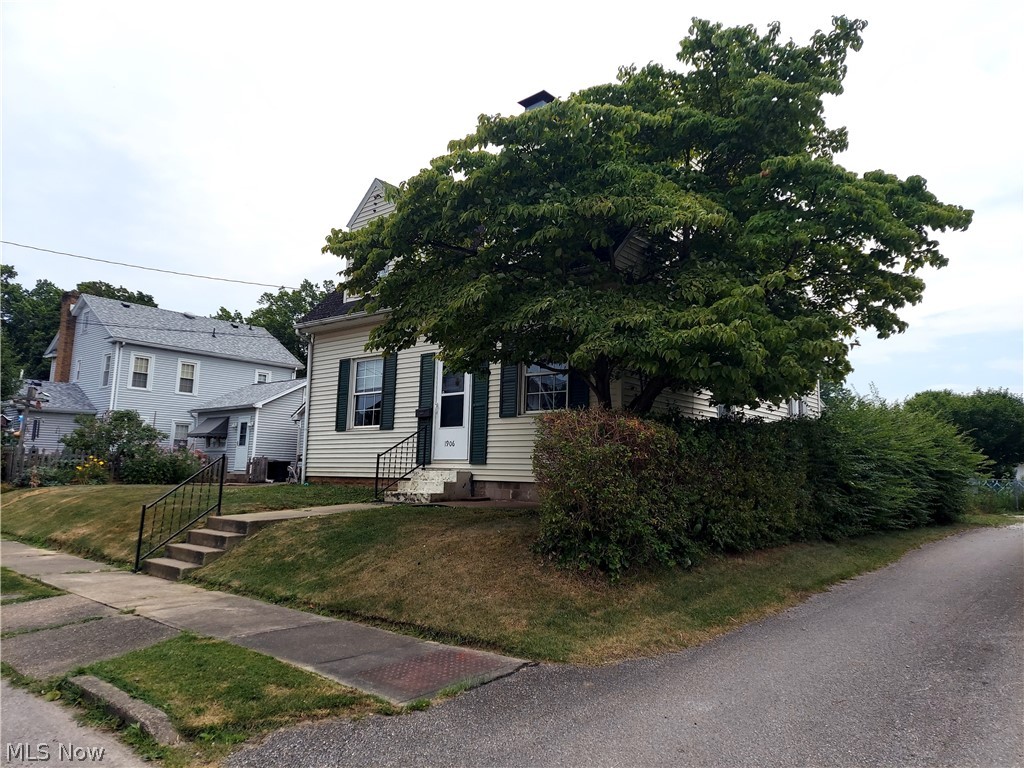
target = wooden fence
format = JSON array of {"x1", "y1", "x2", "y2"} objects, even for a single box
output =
[{"x1": 1, "y1": 446, "x2": 92, "y2": 483}]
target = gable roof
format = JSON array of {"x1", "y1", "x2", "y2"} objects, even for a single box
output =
[
  {"x1": 296, "y1": 291, "x2": 367, "y2": 327},
  {"x1": 75, "y1": 295, "x2": 303, "y2": 369},
  {"x1": 346, "y1": 178, "x2": 397, "y2": 231},
  {"x1": 21, "y1": 382, "x2": 97, "y2": 414},
  {"x1": 191, "y1": 379, "x2": 306, "y2": 413},
  {"x1": 43, "y1": 333, "x2": 59, "y2": 359}
]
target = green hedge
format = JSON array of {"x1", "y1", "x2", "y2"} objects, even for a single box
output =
[{"x1": 533, "y1": 395, "x2": 986, "y2": 579}]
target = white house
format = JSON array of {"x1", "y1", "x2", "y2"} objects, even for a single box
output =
[
  {"x1": 44, "y1": 293, "x2": 303, "y2": 454},
  {"x1": 297, "y1": 180, "x2": 821, "y2": 502}
]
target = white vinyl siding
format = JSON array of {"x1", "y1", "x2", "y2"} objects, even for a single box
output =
[
  {"x1": 177, "y1": 359, "x2": 199, "y2": 395},
  {"x1": 21, "y1": 411, "x2": 83, "y2": 453}
]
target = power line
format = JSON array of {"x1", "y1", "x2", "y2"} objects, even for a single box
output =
[{"x1": 1, "y1": 240, "x2": 299, "y2": 291}]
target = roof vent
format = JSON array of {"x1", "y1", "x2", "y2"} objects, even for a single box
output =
[
  {"x1": 120, "y1": 302, "x2": 131, "y2": 308},
  {"x1": 183, "y1": 312, "x2": 196, "y2": 320},
  {"x1": 518, "y1": 90, "x2": 556, "y2": 112},
  {"x1": 230, "y1": 323, "x2": 239, "y2": 329}
]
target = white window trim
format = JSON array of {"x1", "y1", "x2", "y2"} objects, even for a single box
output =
[
  {"x1": 128, "y1": 353, "x2": 155, "y2": 391},
  {"x1": 351, "y1": 357, "x2": 384, "y2": 429},
  {"x1": 101, "y1": 354, "x2": 112, "y2": 388},
  {"x1": 172, "y1": 421, "x2": 192, "y2": 450},
  {"x1": 254, "y1": 369, "x2": 271, "y2": 384},
  {"x1": 176, "y1": 359, "x2": 200, "y2": 396},
  {"x1": 523, "y1": 362, "x2": 569, "y2": 414}
]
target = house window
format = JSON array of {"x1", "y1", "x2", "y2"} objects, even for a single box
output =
[
  {"x1": 352, "y1": 358, "x2": 384, "y2": 427},
  {"x1": 206, "y1": 436, "x2": 225, "y2": 450},
  {"x1": 177, "y1": 360, "x2": 198, "y2": 395},
  {"x1": 524, "y1": 363, "x2": 568, "y2": 412},
  {"x1": 788, "y1": 398, "x2": 807, "y2": 418},
  {"x1": 173, "y1": 423, "x2": 190, "y2": 450},
  {"x1": 102, "y1": 354, "x2": 111, "y2": 387},
  {"x1": 74, "y1": 359, "x2": 82, "y2": 382},
  {"x1": 255, "y1": 370, "x2": 270, "y2": 384},
  {"x1": 716, "y1": 404, "x2": 735, "y2": 419},
  {"x1": 129, "y1": 354, "x2": 153, "y2": 390}
]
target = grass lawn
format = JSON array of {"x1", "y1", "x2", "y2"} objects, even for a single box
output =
[
  {"x1": 1, "y1": 566, "x2": 65, "y2": 604},
  {"x1": 0, "y1": 483, "x2": 374, "y2": 565},
  {"x1": 77, "y1": 633, "x2": 391, "y2": 767},
  {"x1": 193, "y1": 506, "x2": 1020, "y2": 664}
]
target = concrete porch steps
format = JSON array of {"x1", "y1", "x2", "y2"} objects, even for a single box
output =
[{"x1": 385, "y1": 468, "x2": 474, "y2": 504}]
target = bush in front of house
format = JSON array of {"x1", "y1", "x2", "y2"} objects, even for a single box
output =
[
  {"x1": 532, "y1": 409, "x2": 699, "y2": 579},
  {"x1": 120, "y1": 446, "x2": 203, "y2": 485},
  {"x1": 533, "y1": 394, "x2": 987, "y2": 579},
  {"x1": 62, "y1": 411, "x2": 167, "y2": 481}
]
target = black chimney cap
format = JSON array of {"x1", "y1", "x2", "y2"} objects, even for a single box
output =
[{"x1": 518, "y1": 90, "x2": 556, "y2": 111}]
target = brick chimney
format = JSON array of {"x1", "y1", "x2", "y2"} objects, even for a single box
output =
[{"x1": 53, "y1": 290, "x2": 80, "y2": 382}]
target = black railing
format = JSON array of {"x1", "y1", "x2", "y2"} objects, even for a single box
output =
[
  {"x1": 134, "y1": 455, "x2": 226, "y2": 571},
  {"x1": 375, "y1": 430, "x2": 423, "y2": 501}
]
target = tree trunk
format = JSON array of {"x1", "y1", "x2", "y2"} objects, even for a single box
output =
[
  {"x1": 590, "y1": 356, "x2": 614, "y2": 410},
  {"x1": 625, "y1": 375, "x2": 671, "y2": 416}
]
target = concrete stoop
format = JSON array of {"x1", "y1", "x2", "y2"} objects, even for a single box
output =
[
  {"x1": 385, "y1": 468, "x2": 476, "y2": 504},
  {"x1": 141, "y1": 515, "x2": 258, "y2": 581}
]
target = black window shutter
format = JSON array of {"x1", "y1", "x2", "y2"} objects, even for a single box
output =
[
  {"x1": 417, "y1": 353, "x2": 434, "y2": 465},
  {"x1": 379, "y1": 353, "x2": 398, "y2": 430},
  {"x1": 470, "y1": 369, "x2": 489, "y2": 465},
  {"x1": 499, "y1": 363, "x2": 519, "y2": 418},
  {"x1": 568, "y1": 371, "x2": 590, "y2": 410},
  {"x1": 335, "y1": 359, "x2": 351, "y2": 431}
]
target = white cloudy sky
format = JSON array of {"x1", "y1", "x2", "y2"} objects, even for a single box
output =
[{"x1": 2, "y1": 0, "x2": 1021, "y2": 400}]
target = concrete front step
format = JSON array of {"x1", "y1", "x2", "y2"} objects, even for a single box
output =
[
  {"x1": 186, "y1": 528, "x2": 247, "y2": 550},
  {"x1": 386, "y1": 468, "x2": 473, "y2": 503},
  {"x1": 142, "y1": 557, "x2": 201, "y2": 581},
  {"x1": 164, "y1": 542, "x2": 226, "y2": 566}
]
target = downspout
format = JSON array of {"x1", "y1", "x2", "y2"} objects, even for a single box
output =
[
  {"x1": 109, "y1": 342, "x2": 124, "y2": 411},
  {"x1": 251, "y1": 407, "x2": 260, "y2": 465},
  {"x1": 300, "y1": 333, "x2": 313, "y2": 484}
]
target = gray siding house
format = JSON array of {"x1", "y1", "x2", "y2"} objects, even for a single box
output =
[
  {"x1": 189, "y1": 380, "x2": 306, "y2": 475},
  {"x1": 17, "y1": 382, "x2": 97, "y2": 453},
  {"x1": 47, "y1": 292, "x2": 303, "y2": 451}
]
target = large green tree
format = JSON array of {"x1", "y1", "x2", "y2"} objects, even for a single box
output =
[
  {"x1": 905, "y1": 388, "x2": 1024, "y2": 478},
  {"x1": 327, "y1": 17, "x2": 972, "y2": 414},
  {"x1": 1, "y1": 267, "x2": 158, "y2": 380},
  {"x1": 213, "y1": 279, "x2": 335, "y2": 365}
]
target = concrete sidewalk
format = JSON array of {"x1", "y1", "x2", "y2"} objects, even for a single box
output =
[{"x1": 1, "y1": 540, "x2": 528, "y2": 704}]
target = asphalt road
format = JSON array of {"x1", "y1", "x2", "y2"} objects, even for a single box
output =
[
  {"x1": 227, "y1": 525, "x2": 1024, "y2": 768},
  {"x1": 0, "y1": 679, "x2": 145, "y2": 767}
]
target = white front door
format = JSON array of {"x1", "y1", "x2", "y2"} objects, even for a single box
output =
[
  {"x1": 432, "y1": 362, "x2": 471, "y2": 461},
  {"x1": 234, "y1": 416, "x2": 251, "y2": 471}
]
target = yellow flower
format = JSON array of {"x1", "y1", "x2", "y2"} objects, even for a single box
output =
[
  {"x1": 98, "y1": 460, "x2": 105, "y2": 465},
  {"x1": 76, "y1": 466, "x2": 82, "y2": 471}
]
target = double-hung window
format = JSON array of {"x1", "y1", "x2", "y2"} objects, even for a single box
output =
[
  {"x1": 177, "y1": 360, "x2": 198, "y2": 394},
  {"x1": 129, "y1": 354, "x2": 153, "y2": 390},
  {"x1": 173, "y1": 423, "x2": 190, "y2": 449},
  {"x1": 101, "y1": 354, "x2": 111, "y2": 387},
  {"x1": 524, "y1": 363, "x2": 568, "y2": 412},
  {"x1": 353, "y1": 358, "x2": 384, "y2": 427}
]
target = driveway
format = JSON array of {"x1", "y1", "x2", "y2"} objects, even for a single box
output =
[{"x1": 226, "y1": 525, "x2": 1023, "y2": 768}]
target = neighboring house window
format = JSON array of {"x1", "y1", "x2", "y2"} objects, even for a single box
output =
[
  {"x1": 206, "y1": 436, "x2": 225, "y2": 450},
  {"x1": 129, "y1": 354, "x2": 153, "y2": 390},
  {"x1": 102, "y1": 354, "x2": 111, "y2": 387},
  {"x1": 172, "y1": 423, "x2": 190, "y2": 450},
  {"x1": 788, "y1": 398, "x2": 807, "y2": 418},
  {"x1": 716, "y1": 404, "x2": 735, "y2": 419},
  {"x1": 352, "y1": 358, "x2": 384, "y2": 427},
  {"x1": 74, "y1": 359, "x2": 82, "y2": 382},
  {"x1": 177, "y1": 360, "x2": 198, "y2": 395},
  {"x1": 238, "y1": 420, "x2": 249, "y2": 448},
  {"x1": 523, "y1": 363, "x2": 568, "y2": 412},
  {"x1": 255, "y1": 370, "x2": 270, "y2": 384}
]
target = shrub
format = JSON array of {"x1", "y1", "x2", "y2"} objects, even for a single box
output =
[
  {"x1": 61, "y1": 411, "x2": 166, "y2": 481},
  {"x1": 532, "y1": 409, "x2": 699, "y2": 580},
  {"x1": 120, "y1": 447, "x2": 203, "y2": 485}
]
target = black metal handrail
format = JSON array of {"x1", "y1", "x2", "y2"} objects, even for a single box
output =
[
  {"x1": 134, "y1": 455, "x2": 226, "y2": 571},
  {"x1": 375, "y1": 430, "x2": 423, "y2": 501}
]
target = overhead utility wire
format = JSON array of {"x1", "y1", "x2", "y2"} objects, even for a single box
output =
[{"x1": 1, "y1": 241, "x2": 300, "y2": 291}]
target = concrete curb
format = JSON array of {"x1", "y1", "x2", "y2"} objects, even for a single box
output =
[{"x1": 68, "y1": 675, "x2": 181, "y2": 746}]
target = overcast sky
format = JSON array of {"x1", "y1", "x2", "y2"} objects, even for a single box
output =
[{"x1": 2, "y1": 0, "x2": 1021, "y2": 401}]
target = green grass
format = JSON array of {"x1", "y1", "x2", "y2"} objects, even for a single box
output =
[
  {"x1": 1, "y1": 566, "x2": 65, "y2": 604},
  {"x1": 192, "y1": 504, "x2": 1002, "y2": 664},
  {"x1": 81, "y1": 633, "x2": 391, "y2": 765},
  {"x1": 0, "y1": 483, "x2": 374, "y2": 565}
]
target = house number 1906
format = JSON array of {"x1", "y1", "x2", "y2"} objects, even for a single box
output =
[{"x1": 444, "y1": 440, "x2": 456, "y2": 447}]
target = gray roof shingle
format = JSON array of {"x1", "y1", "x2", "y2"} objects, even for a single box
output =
[
  {"x1": 78, "y1": 295, "x2": 303, "y2": 369},
  {"x1": 192, "y1": 379, "x2": 306, "y2": 413},
  {"x1": 21, "y1": 382, "x2": 97, "y2": 414},
  {"x1": 297, "y1": 291, "x2": 366, "y2": 325}
]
